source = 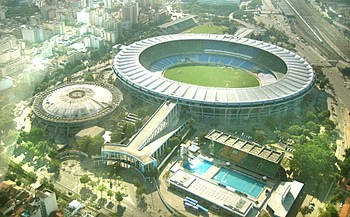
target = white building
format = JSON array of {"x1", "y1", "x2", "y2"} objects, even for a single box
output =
[
  {"x1": 21, "y1": 25, "x2": 44, "y2": 43},
  {"x1": 36, "y1": 190, "x2": 58, "y2": 217},
  {"x1": 64, "y1": 200, "x2": 85, "y2": 216},
  {"x1": 0, "y1": 35, "x2": 21, "y2": 64},
  {"x1": 77, "y1": 9, "x2": 90, "y2": 24},
  {"x1": 266, "y1": 181, "x2": 304, "y2": 217},
  {"x1": 84, "y1": 35, "x2": 104, "y2": 49},
  {"x1": 104, "y1": 0, "x2": 113, "y2": 9},
  {"x1": 0, "y1": 6, "x2": 6, "y2": 20},
  {"x1": 0, "y1": 77, "x2": 14, "y2": 92},
  {"x1": 81, "y1": 0, "x2": 94, "y2": 8}
]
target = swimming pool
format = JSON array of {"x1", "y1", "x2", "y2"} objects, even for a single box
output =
[
  {"x1": 183, "y1": 157, "x2": 213, "y2": 175},
  {"x1": 212, "y1": 167, "x2": 265, "y2": 198}
]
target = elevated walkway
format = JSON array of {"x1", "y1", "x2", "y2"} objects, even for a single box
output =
[{"x1": 102, "y1": 101, "x2": 186, "y2": 172}]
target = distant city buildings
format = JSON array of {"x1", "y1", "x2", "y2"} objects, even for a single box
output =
[
  {"x1": 103, "y1": 0, "x2": 113, "y2": 9},
  {"x1": 0, "y1": 180, "x2": 58, "y2": 217},
  {"x1": 21, "y1": 25, "x2": 45, "y2": 43},
  {"x1": 77, "y1": 8, "x2": 91, "y2": 24},
  {"x1": 122, "y1": 1, "x2": 139, "y2": 24},
  {"x1": 0, "y1": 35, "x2": 21, "y2": 64},
  {"x1": 0, "y1": 5, "x2": 6, "y2": 20}
]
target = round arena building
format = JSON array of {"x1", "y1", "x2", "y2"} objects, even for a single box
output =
[
  {"x1": 32, "y1": 82, "x2": 123, "y2": 135},
  {"x1": 113, "y1": 34, "x2": 315, "y2": 119}
]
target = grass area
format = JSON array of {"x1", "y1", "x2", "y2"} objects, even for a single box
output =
[
  {"x1": 164, "y1": 64, "x2": 260, "y2": 88},
  {"x1": 185, "y1": 23, "x2": 228, "y2": 34}
]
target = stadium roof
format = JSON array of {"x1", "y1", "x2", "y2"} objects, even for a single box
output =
[{"x1": 113, "y1": 34, "x2": 315, "y2": 106}]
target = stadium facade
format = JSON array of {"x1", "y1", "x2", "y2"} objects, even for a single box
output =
[{"x1": 113, "y1": 34, "x2": 315, "y2": 119}]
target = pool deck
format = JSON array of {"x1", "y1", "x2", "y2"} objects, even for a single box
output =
[{"x1": 172, "y1": 152, "x2": 273, "y2": 210}]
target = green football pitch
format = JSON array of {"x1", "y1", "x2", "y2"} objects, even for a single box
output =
[
  {"x1": 163, "y1": 64, "x2": 260, "y2": 88},
  {"x1": 185, "y1": 23, "x2": 228, "y2": 34}
]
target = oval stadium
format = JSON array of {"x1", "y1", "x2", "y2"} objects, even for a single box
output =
[{"x1": 113, "y1": 34, "x2": 315, "y2": 119}]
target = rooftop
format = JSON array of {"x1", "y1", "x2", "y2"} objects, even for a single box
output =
[
  {"x1": 113, "y1": 34, "x2": 315, "y2": 106},
  {"x1": 266, "y1": 181, "x2": 304, "y2": 217},
  {"x1": 33, "y1": 82, "x2": 122, "y2": 124},
  {"x1": 205, "y1": 129, "x2": 284, "y2": 164},
  {"x1": 103, "y1": 102, "x2": 185, "y2": 165},
  {"x1": 75, "y1": 126, "x2": 105, "y2": 139},
  {"x1": 168, "y1": 169, "x2": 254, "y2": 217}
]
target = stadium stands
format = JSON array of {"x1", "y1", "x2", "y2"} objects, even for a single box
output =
[{"x1": 114, "y1": 34, "x2": 315, "y2": 119}]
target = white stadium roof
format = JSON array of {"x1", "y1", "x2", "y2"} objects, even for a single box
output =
[{"x1": 113, "y1": 34, "x2": 315, "y2": 106}]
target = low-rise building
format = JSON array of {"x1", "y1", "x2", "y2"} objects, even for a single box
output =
[{"x1": 0, "y1": 180, "x2": 58, "y2": 217}]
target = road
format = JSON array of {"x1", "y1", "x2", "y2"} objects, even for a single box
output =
[{"x1": 287, "y1": 0, "x2": 350, "y2": 61}]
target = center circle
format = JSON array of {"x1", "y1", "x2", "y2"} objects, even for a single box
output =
[
  {"x1": 163, "y1": 64, "x2": 260, "y2": 88},
  {"x1": 68, "y1": 90, "x2": 86, "y2": 99}
]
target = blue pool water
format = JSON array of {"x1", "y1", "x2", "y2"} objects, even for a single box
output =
[
  {"x1": 184, "y1": 157, "x2": 213, "y2": 175},
  {"x1": 212, "y1": 168, "x2": 265, "y2": 198}
]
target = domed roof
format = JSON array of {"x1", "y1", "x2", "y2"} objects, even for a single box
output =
[
  {"x1": 33, "y1": 82, "x2": 123, "y2": 124},
  {"x1": 42, "y1": 84, "x2": 113, "y2": 118}
]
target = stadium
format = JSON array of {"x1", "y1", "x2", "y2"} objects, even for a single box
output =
[{"x1": 113, "y1": 34, "x2": 315, "y2": 119}]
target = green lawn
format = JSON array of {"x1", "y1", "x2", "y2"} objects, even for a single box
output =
[
  {"x1": 164, "y1": 64, "x2": 260, "y2": 88},
  {"x1": 185, "y1": 23, "x2": 228, "y2": 34}
]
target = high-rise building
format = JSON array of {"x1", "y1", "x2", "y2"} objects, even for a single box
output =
[
  {"x1": 84, "y1": 35, "x2": 104, "y2": 49},
  {"x1": 0, "y1": 5, "x2": 6, "y2": 20},
  {"x1": 21, "y1": 25, "x2": 44, "y2": 43},
  {"x1": 104, "y1": 0, "x2": 113, "y2": 9},
  {"x1": 77, "y1": 9, "x2": 90, "y2": 24},
  {"x1": 122, "y1": 2, "x2": 138, "y2": 24},
  {"x1": 36, "y1": 190, "x2": 58, "y2": 217}
]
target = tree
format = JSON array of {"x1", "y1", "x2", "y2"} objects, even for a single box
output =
[
  {"x1": 115, "y1": 191, "x2": 123, "y2": 204},
  {"x1": 306, "y1": 121, "x2": 320, "y2": 133},
  {"x1": 254, "y1": 129, "x2": 266, "y2": 143},
  {"x1": 76, "y1": 135, "x2": 103, "y2": 156},
  {"x1": 111, "y1": 131, "x2": 123, "y2": 142},
  {"x1": 136, "y1": 185, "x2": 145, "y2": 196},
  {"x1": 40, "y1": 177, "x2": 54, "y2": 190},
  {"x1": 89, "y1": 181, "x2": 97, "y2": 188},
  {"x1": 124, "y1": 123, "x2": 136, "y2": 138},
  {"x1": 339, "y1": 149, "x2": 350, "y2": 179},
  {"x1": 80, "y1": 175, "x2": 91, "y2": 187},
  {"x1": 168, "y1": 136, "x2": 181, "y2": 147},
  {"x1": 84, "y1": 74, "x2": 94, "y2": 81},
  {"x1": 20, "y1": 128, "x2": 45, "y2": 144},
  {"x1": 48, "y1": 159, "x2": 60, "y2": 173},
  {"x1": 98, "y1": 184, "x2": 106, "y2": 198},
  {"x1": 288, "y1": 125, "x2": 303, "y2": 136},
  {"x1": 319, "y1": 204, "x2": 339, "y2": 217},
  {"x1": 318, "y1": 110, "x2": 330, "y2": 121},
  {"x1": 300, "y1": 206, "x2": 310, "y2": 217},
  {"x1": 290, "y1": 135, "x2": 337, "y2": 186},
  {"x1": 107, "y1": 189, "x2": 113, "y2": 199},
  {"x1": 133, "y1": 179, "x2": 141, "y2": 188}
]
